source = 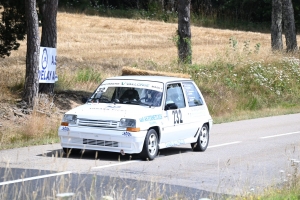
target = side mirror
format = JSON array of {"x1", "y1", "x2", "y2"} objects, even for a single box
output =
[
  {"x1": 164, "y1": 103, "x2": 178, "y2": 110},
  {"x1": 194, "y1": 99, "x2": 203, "y2": 106}
]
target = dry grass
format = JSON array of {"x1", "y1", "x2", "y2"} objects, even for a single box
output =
[
  {"x1": 1, "y1": 11, "x2": 293, "y2": 94},
  {"x1": 55, "y1": 12, "x2": 282, "y2": 67},
  {"x1": 0, "y1": 94, "x2": 61, "y2": 149},
  {"x1": 3, "y1": 12, "x2": 287, "y2": 77}
]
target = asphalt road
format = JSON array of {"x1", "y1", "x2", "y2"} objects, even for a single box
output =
[{"x1": 0, "y1": 113, "x2": 300, "y2": 199}]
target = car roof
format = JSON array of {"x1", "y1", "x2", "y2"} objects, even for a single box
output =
[{"x1": 105, "y1": 75, "x2": 191, "y2": 84}]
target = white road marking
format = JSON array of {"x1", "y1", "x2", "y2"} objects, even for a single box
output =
[
  {"x1": 260, "y1": 131, "x2": 300, "y2": 139},
  {"x1": 92, "y1": 160, "x2": 141, "y2": 169},
  {"x1": 0, "y1": 171, "x2": 72, "y2": 186},
  {"x1": 208, "y1": 141, "x2": 242, "y2": 148},
  {"x1": 56, "y1": 193, "x2": 75, "y2": 197}
]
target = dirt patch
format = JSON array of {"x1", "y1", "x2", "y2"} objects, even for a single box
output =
[
  {"x1": 53, "y1": 90, "x2": 92, "y2": 111},
  {"x1": 0, "y1": 90, "x2": 93, "y2": 129}
]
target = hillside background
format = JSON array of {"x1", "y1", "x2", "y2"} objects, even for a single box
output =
[{"x1": 0, "y1": 4, "x2": 300, "y2": 148}]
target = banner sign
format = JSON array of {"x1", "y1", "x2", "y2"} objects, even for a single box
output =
[{"x1": 38, "y1": 47, "x2": 58, "y2": 83}]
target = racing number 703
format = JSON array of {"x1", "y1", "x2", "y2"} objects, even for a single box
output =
[{"x1": 172, "y1": 109, "x2": 183, "y2": 124}]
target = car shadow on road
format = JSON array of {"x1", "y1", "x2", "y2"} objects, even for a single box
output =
[
  {"x1": 37, "y1": 146, "x2": 193, "y2": 161},
  {"x1": 37, "y1": 149, "x2": 138, "y2": 161},
  {"x1": 158, "y1": 147, "x2": 192, "y2": 157}
]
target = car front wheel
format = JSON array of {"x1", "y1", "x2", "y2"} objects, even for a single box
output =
[
  {"x1": 140, "y1": 129, "x2": 158, "y2": 160},
  {"x1": 191, "y1": 124, "x2": 209, "y2": 152},
  {"x1": 63, "y1": 148, "x2": 81, "y2": 156}
]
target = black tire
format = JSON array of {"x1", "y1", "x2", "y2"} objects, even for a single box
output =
[
  {"x1": 140, "y1": 129, "x2": 158, "y2": 160},
  {"x1": 63, "y1": 148, "x2": 81, "y2": 156},
  {"x1": 191, "y1": 124, "x2": 209, "y2": 152}
]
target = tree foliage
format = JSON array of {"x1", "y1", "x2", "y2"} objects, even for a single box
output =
[
  {"x1": 0, "y1": 0, "x2": 26, "y2": 58},
  {"x1": 58, "y1": 0, "x2": 300, "y2": 28}
]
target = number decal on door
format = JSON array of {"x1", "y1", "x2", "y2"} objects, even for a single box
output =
[{"x1": 172, "y1": 109, "x2": 183, "y2": 124}]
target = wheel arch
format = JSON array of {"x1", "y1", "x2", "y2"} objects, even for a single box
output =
[
  {"x1": 148, "y1": 126, "x2": 161, "y2": 143},
  {"x1": 204, "y1": 122, "x2": 210, "y2": 131}
]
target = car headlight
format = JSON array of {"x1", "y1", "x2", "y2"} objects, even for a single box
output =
[
  {"x1": 120, "y1": 118, "x2": 136, "y2": 127},
  {"x1": 119, "y1": 118, "x2": 140, "y2": 132},
  {"x1": 61, "y1": 114, "x2": 77, "y2": 126}
]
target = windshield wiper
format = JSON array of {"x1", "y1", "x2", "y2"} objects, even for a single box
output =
[
  {"x1": 98, "y1": 98, "x2": 112, "y2": 103},
  {"x1": 127, "y1": 100, "x2": 153, "y2": 107},
  {"x1": 88, "y1": 97, "x2": 112, "y2": 103}
]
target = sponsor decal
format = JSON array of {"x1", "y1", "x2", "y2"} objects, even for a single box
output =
[
  {"x1": 61, "y1": 126, "x2": 70, "y2": 131},
  {"x1": 97, "y1": 87, "x2": 107, "y2": 92},
  {"x1": 100, "y1": 80, "x2": 163, "y2": 92},
  {"x1": 122, "y1": 131, "x2": 132, "y2": 137},
  {"x1": 101, "y1": 82, "x2": 120, "y2": 86},
  {"x1": 151, "y1": 85, "x2": 163, "y2": 91},
  {"x1": 106, "y1": 105, "x2": 121, "y2": 109},
  {"x1": 89, "y1": 106, "x2": 124, "y2": 111},
  {"x1": 165, "y1": 139, "x2": 185, "y2": 147},
  {"x1": 139, "y1": 114, "x2": 162, "y2": 122},
  {"x1": 149, "y1": 121, "x2": 157, "y2": 125},
  {"x1": 121, "y1": 82, "x2": 150, "y2": 87}
]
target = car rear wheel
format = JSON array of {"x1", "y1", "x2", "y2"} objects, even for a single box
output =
[
  {"x1": 140, "y1": 129, "x2": 158, "y2": 160},
  {"x1": 191, "y1": 124, "x2": 209, "y2": 152}
]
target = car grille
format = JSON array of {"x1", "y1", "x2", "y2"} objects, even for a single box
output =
[
  {"x1": 78, "y1": 118, "x2": 118, "y2": 128},
  {"x1": 83, "y1": 138, "x2": 118, "y2": 147}
]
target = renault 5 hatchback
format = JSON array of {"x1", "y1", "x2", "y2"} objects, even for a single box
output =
[{"x1": 58, "y1": 75, "x2": 213, "y2": 160}]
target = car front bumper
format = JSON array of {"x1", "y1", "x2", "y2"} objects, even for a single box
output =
[{"x1": 58, "y1": 126, "x2": 147, "y2": 154}]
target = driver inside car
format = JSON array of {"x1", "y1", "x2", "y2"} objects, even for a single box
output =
[{"x1": 143, "y1": 90, "x2": 162, "y2": 106}]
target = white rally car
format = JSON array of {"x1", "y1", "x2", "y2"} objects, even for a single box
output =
[{"x1": 58, "y1": 75, "x2": 213, "y2": 160}]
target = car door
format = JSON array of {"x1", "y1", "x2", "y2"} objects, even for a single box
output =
[
  {"x1": 160, "y1": 82, "x2": 194, "y2": 146},
  {"x1": 182, "y1": 81, "x2": 208, "y2": 134}
]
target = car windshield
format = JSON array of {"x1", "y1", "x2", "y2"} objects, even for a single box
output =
[{"x1": 87, "y1": 79, "x2": 163, "y2": 107}]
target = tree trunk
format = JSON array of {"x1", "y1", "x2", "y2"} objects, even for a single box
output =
[
  {"x1": 177, "y1": 0, "x2": 192, "y2": 64},
  {"x1": 23, "y1": 0, "x2": 40, "y2": 109},
  {"x1": 282, "y1": 0, "x2": 298, "y2": 52},
  {"x1": 271, "y1": 0, "x2": 283, "y2": 51},
  {"x1": 39, "y1": 0, "x2": 58, "y2": 94}
]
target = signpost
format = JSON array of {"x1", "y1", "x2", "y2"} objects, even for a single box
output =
[{"x1": 38, "y1": 47, "x2": 58, "y2": 83}]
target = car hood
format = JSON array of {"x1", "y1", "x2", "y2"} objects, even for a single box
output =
[{"x1": 65, "y1": 103, "x2": 160, "y2": 121}]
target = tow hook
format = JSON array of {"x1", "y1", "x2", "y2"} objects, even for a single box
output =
[{"x1": 120, "y1": 149, "x2": 125, "y2": 155}]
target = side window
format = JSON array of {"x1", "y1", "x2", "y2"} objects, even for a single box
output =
[
  {"x1": 183, "y1": 82, "x2": 203, "y2": 107},
  {"x1": 165, "y1": 83, "x2": 186, "y2": 109}
]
